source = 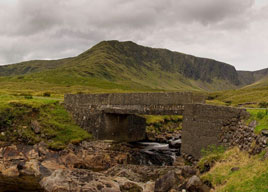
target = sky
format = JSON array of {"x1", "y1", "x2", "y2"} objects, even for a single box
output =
[{"x1": 0, "y1": 0, "x2": 267, "y2": 71}]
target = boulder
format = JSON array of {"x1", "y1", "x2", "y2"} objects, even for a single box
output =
[
  {"x1": 181, "y1": 166, "x2": 197, "y2": 178},
  {"x1": 120, "y1": 182, "x2": 143, "y2": 192},
  {"x1": 186, "y1": 175, "x2": 210, "y2": 192},
  {"x1": 168, "y1": 139, "x2": 181, "y2": 149},
  {"x1": 261, "y1": 129, "x2": 268, "y2": 137},
  {"x1": 1, "y1": 166, "x2": 19, "y2": 177},
  {"x1": 154, "y1": 171, "x2": 179, "y2": 192},
  {"x1": 231, "y1": 167, "x2": 240, "y2": 172},
  {"x1": 31, "y1": 120, "x2": 41, "y2": 134},
  {"x1": 40, "y1": 169, "x2": 121, "y2": 192}
]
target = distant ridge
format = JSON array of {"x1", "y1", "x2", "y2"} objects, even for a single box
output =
[{"x1": 0, "y1": 40, "x2": 267, "y2": 92}]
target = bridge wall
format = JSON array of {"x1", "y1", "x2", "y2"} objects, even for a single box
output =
[
  {"x1": 64, "y1": 93, "x2": 250, "y2": 159},
  {"x1": 181, "y1": 104, "x2": 249, "y2": 159},
  {"x1": 64, "y1": 92, "x2": 205, "y2": 106},
  {"x1": 64, "y1": 92, "x2": 205, "y2": 142}
]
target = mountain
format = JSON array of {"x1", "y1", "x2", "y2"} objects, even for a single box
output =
[
  {"x1": 238, "y1": 68, "x2": 268, "y2": 87},
  {"x1": 0, "y1": 40, "x2": 267, "y2": 94}
]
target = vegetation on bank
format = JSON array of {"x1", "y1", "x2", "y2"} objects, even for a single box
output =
[
  {"x1": 201, "y1": 147, "x2": 268, "y2": 192},
  {"x1": 0, "y1": 94, "x2": 91, "y2": 150},
  {"x1": 144, "y1": 115, "x2": 183, "y2": 135},
  {"x1": 247, "y1": 108, "x2": 268, "y2": 134}
]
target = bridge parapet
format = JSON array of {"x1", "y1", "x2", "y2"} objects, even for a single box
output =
[
  {"x1": 99, "y1": 104, "x2": 185, "y2": 115},
  {"x1": 64, "y1": 92, "x2": 205, "y2": 106}
]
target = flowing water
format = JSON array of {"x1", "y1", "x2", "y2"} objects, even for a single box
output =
[{"x1": 130, "y1": 139, "x2": 181, "y2": 166}]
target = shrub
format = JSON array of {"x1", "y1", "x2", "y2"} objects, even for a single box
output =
[
  {"x1": 257, "y1": 111, "x2": 266, "y2": 119},
  {"x1": 43, "y1": 92, "x2": 51, "y2": 97},
  {"x1": 24, "y1": 95, "x2": 33, "y2": 99},
  {"x1": 259, "y1": 102, "x2": 268, "y2": 108},
  {"x1": 225, "y1": 100, "x2": 232, "y2": 106}
]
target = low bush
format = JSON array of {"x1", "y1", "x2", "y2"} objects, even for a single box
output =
[
  {"x1": 43, "y1": 92, "x2": 51, "y2": 97},
  {"x1": 259, "y1": 101, "x2": 268, "y2": 108}
]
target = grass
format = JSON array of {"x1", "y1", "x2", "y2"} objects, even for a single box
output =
[
  {"x1": 144, "y1": 115, "x2": 183, "y2": 135},
  {"x1": 207, "y1": 86, "x2": 268, "y2": 107},
  {"x1": 197, "y1": 145, "x2": 226, "y2": 173},
  {"x1": 0, "y1": 94, "x2": 91, "y2": 150},
  {"x1": 247, "y1": 108, "x2": 268, "y2": 134},
  {"x1": 201, "y1": 147, "x2": 268, "y2": 192},
  {"x1": 144, "y1": 115, "x2": 183, "y2": 124},
  {"x1": 0, "y1": 40, "x2": 248, "y2": 96}
]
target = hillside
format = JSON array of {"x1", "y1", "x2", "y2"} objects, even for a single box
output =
[
  {"x1": 0, "y1": 40, "x2": 251, "y2": 95},
  {"x1": 238, "y1": 68, "x2": 268, "y2": 86}
]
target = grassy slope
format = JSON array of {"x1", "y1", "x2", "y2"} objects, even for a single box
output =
[
  {"x1": 198, "y1": 109, "x2": 268, "y2": 192},
  {"x1": 0, "y1": 95, "x2": 91, "y2": 149},
  {"x1": 209, "y1": 71, "x2": 268, "y2": 107},
  {"x1": 201, "y1": 147, "x2": 268, "y2": 192},
  {"x1": 0, "y1": 40, "x2": 246, "y2": 96},
  {"x1": 207, "y1": 85, "x2": 268, "y2": 107}
]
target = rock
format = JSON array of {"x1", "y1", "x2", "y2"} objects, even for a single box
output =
[
  {"x1": 262, "y1": 148, "x2": 268, "y2": 160},
  {"x1": 231, "y1": 167, "x2": 240, "y2": 172},
  {"x1": 154, "y1": 171, "x2": 179, "y2": 192},
  {"x1": 169, "y1": 139, "x2": 181, "y2": 149},
  {"x1": 181, "y1": 166, "x2": 197, "y2": 178},
  {"x1": 261, "y1": 129, "x2": 268, "y2": 137},
  {"x1": 120, "y1": 182, "x2": 143, "y2": 192},
  {"x1": 40, "y1": 169, "x2": 121, "y2": 192},
  {"x1": 20, "y1": 160, "x2": 41, "y2": 176},
  {"x1": 2, "y1": 166, "x2": 20, "y2": 177},
  {"x1": 144, "y1": 181, "x2": 155, "y2": 192},
  {"x1": 249, "y1": 120, "x2": 257, "y2": 128},
  {"x1": 186, "y1": 175, "x2": 210, "y2": 192},
  {"x1": 31, "y1": 120, "x2": 41, "y2": 134}
]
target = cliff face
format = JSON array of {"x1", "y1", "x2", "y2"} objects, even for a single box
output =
[
  {"x1": 238, "y1": 68, "x2": 268, "y2": 86},
  {"x1": 83, "y1": 41, "x2": 240, "y2": 85},
  {"x1": 0, "y1": 40, "x2": 267, "y2": 91}
]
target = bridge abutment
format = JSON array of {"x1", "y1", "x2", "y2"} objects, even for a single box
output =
[{"x1": 97, "y1": 113, "x2": 146, "y2": 142}]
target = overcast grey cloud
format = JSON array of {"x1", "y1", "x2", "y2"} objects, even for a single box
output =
[{"x1": 0, "y1": 0, "x2": 267, "y2": 71}]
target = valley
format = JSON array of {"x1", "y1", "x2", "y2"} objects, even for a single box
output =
[{"x1": 0, "y1": 40, "x2": 267, "y2": 192}]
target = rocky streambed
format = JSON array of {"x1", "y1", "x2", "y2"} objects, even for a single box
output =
[{"x1": 0, "y1": 136, "x2": 209, "y2": 192}]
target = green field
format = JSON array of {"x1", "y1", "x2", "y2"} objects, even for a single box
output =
[{"x1": 0, "y1": 40, "x2": 267, "y2": 191}]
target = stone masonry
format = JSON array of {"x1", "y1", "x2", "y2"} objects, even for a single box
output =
[
  {"x1": 64, "y1": 92, "x2": 251, "y2": 159},
  {"x1": 181, "y1": 104, "x2": 249, "y2": 159},
  {"x1": 64, "y1": 92, "x2": 205, "y2": 142}
]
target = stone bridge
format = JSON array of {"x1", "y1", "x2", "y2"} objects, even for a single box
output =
[{"x1": 64, "y1": 92, "x2": 248, "y2": 159}]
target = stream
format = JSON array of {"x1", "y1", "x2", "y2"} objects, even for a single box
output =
[
  {"x1": 130, "y1": 138, "x2": 181, "y2": 166},
  {"x1": 0, "y1": 138, "x2": 182, "y2": 192}
]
